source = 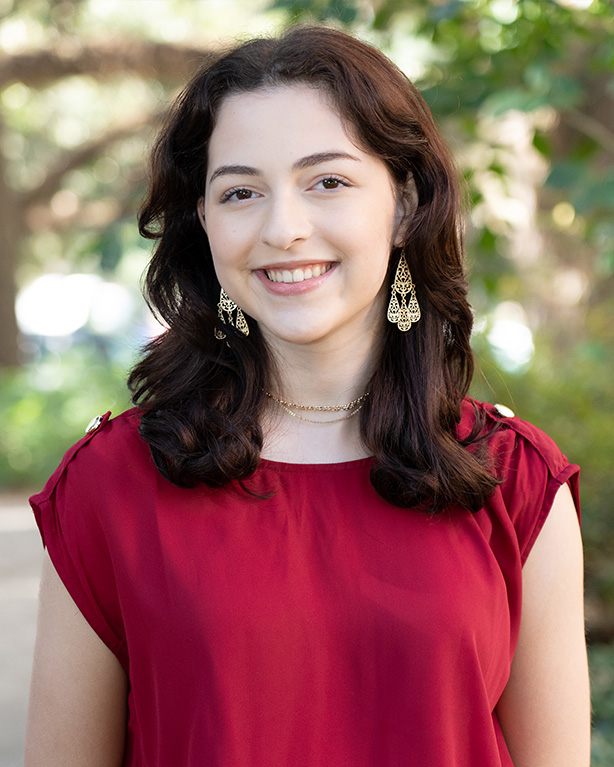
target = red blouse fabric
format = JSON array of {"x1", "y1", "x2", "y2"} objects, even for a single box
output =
[{"x1": 30, "y1": 398, "x2": 580, "y2": 767}]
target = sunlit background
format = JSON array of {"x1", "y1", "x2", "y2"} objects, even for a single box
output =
[{"x1": 0, "y1": 1, "x2": 613, "y2": 764}]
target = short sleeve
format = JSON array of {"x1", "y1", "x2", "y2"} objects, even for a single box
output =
[
  {"x1": 29, "y1": 411, "x2": 129, "y2": 669},
  {"x1": 484, "y1": 403, "x2": 581, "y2": 564}
]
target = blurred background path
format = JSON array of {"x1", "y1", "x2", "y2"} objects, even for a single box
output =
[{"x1": 0, "y1": 493, "x2": 42, "y2": 767}]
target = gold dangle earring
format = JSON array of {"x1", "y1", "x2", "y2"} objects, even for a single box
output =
[
  {"x1": 215, "y1": 288, "x2": 249, "y2": 340},
  {"x1": 387, "y1": 250, "x2": 421, "y2": 332}
]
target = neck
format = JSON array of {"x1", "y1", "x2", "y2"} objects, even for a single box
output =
[
  {"x1": 264, "y1": 329, "x2": 380, "y2": 408},
  {"x1": 259, "y1": 329, "x2": 381, "y2": 464}
]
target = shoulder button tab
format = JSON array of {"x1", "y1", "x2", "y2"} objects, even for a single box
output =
[
  {"x1": 85, "y1": 415, "x2": 104, "y2": 434},
  {"x1": 494, "y1": 403, "x2": 515, "y2": 418}
]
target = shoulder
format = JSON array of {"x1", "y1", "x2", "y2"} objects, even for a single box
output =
[
  {"x1": 28, "y1": 412, "x2": 146, "y2": 668},
  {"x1": 82, "y1": 407, "x2": 144, "y2": 454},
  {"x1": 460, "y1": 398, "x2": 581, "y2": 562},
  {"x1": 30, "y1": 408, "x2": 152, "y2": 509},
  {"x1": 458, "y1": 397, "x2": 576, "y2": 481}
]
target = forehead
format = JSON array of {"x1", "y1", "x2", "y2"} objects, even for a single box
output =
[{"x1": 208, "y1": 84, "x2": 362, "y2": 161}]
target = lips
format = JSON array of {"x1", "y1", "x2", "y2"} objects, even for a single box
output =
[{"x1": 264, "y1": 263, "x2": 333, "y2": 284}]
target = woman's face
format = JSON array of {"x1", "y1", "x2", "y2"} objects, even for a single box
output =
[{"x1": 201, "y1": 84, "x2": 405, "y2": 351}]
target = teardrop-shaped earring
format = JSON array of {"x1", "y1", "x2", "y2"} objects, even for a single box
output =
[
  {"x1": 215, "y1": 288, "x2": 249, "y2": 339},
  {"x1": 387, "y1": 251, "x2": 421, "y2": 332}
]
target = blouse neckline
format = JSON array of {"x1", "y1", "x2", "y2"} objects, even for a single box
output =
[{"x1": 258, "y1": 456, "x2": 374, "y2": 473}]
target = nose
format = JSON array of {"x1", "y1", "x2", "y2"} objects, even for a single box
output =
[{"x1": 259, "y1": 190, "x2": 312, "y2": 251}]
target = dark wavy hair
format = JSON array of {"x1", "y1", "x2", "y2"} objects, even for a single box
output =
[{"x1": 128, "y1": 25, "x2": 498, "y2": 511}]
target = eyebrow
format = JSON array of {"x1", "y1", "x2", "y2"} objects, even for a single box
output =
[{"x1": 208, "y1": 151, "x2": 361, "y2": 183}]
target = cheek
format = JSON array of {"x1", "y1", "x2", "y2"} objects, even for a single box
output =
[
  {"x1": 372, "y1": 266, "x2": 391, "y2": 300},
  {"x1": 206, "y1": 222, "x2": 242, "y2": 269},
  {"x1": 353, "y1": 257, "x2": 390, "y2": 308},
  {"x1": 367, "y1": 224, "x2": 395, "y2": 278},
  {"x1": 213, "y1": 210, "x2": 257, "y2": 248}
]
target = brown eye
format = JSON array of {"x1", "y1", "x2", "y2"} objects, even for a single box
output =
[
  {"x1": 220, "y1": 187, "x2": 259, "y2": 203},
  {"x1": 321, "y1": 178, "x2": 340, "y2": 189}
]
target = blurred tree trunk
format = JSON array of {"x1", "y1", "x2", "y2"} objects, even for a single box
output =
[
  {"x1": 0, "y1": 38, "x2": 216, "y2": 368},
  {"x1": 0, "y1": 39, "x2": 216, "y2": 89},
  {"x1": 0, "y1": 118, "x2": 20, "y2": 368}
]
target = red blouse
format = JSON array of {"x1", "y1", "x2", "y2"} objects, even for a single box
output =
[{"x1": 30, "y1": 398, "x2": 580, "y2": 766}]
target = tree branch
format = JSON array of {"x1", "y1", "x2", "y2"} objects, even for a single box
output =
[
  {"x1": 24, "y1": 175, "x2": 145, "y2": 233},
  {"x1": 18, "y1": 109, "x2": 162, "y2": 210},
  {"x1": 562, "y1": 108, "x2": 614, "y2": 158},
  {"x1": 0, "y1": 37, "x2": 219, "y2": 88}
]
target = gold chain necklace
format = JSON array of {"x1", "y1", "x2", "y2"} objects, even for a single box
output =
[{"x1": 264, "y1": 391, "x2": 369, "y2": 424}]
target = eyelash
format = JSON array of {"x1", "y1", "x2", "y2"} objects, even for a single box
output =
[
  {"x1": 218, "y1": 175, "x2": 350, "y2": 203},
  {"x1": 219, "y1": 187, "x2": 255, "y2": 203},
  {"x1": 315, "y1": 175, "x2": 348, "y2": 190}
]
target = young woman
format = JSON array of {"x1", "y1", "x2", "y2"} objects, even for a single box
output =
[{"x1": 25, "y1": 25, "x2": 590, "y2": 767}]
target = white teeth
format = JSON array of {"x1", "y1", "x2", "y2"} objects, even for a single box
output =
[{"x1": 265, "y1": 264, "x2": 331, "y2": 283}]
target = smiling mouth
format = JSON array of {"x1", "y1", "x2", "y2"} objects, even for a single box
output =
[{"x1": 264, "y1": 263, "x2": 334, "y2": 284}]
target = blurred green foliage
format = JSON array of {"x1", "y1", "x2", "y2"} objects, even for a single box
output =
[
  {"x1": 590, "y1": 644, "x2": 614, "y2": 766},
  {"x1": 0, "y1": 349, "x2": 130, "y2": 488}
]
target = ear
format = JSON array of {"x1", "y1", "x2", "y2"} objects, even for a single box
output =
[
  {"x1": 197, "y1": 197, "x2": 207, "y2": 233},
  {"x1": 393, "y1": 173, "x2": 418, "y2": 247}
]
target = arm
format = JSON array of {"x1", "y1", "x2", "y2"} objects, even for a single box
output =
[
  {"x1": 25, "y1": 553, "x2": 128, "y2": 767},
  {"x1": 496, "y1": 483, "x2": 591, "y2": 767}
]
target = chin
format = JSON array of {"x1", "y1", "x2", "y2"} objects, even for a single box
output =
[
  {"x1": 274, "y1": 331, "x2": 330, "y2": 347},
  {"x1": 260, "y1": 320, "x2": 334, "y2": 348}
]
